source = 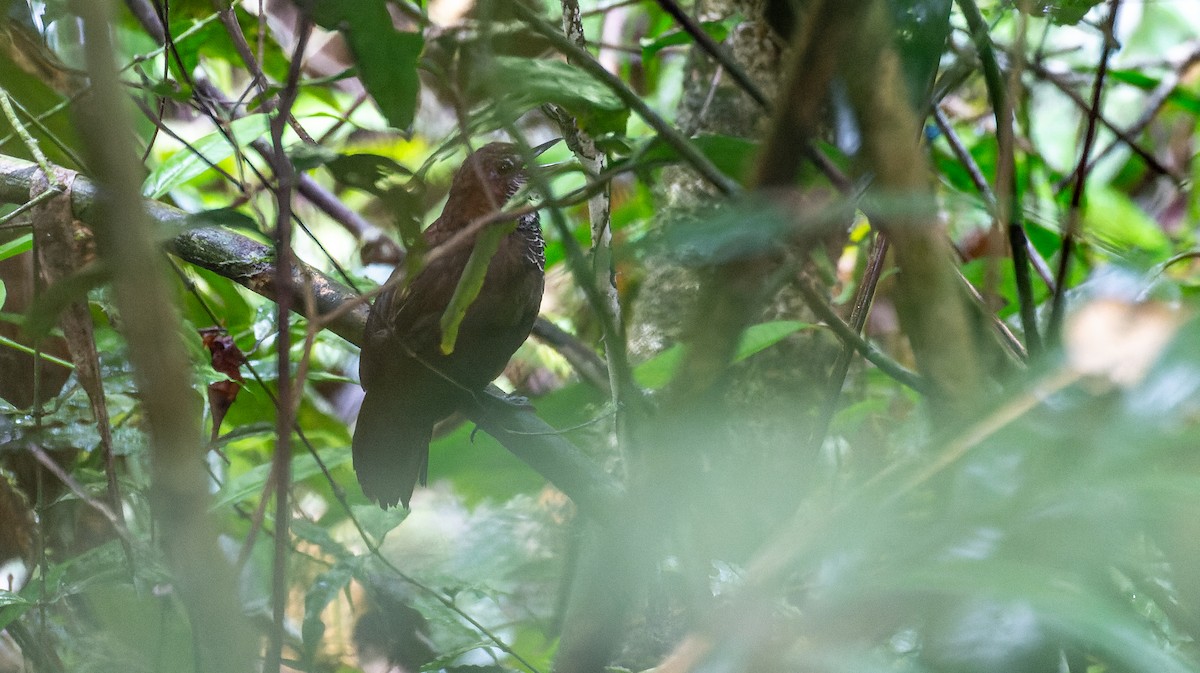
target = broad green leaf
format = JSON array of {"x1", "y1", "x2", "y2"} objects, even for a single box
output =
[
  {"x1": 472, "y1": 56, "x2": 629, "y2": 136},
  {"x1": 307, "y1": 0, "x2": 423, "y2": 130},
  {"x1": 0, "y1": 278, "x2": 5, "y2": 311},
  {"x1": 1083, "y1": 184, "x2": 1171, "y2": 260},
  {"x1": 440, "y1": 224, "x2": 511, "y2": 354},
  {"x1": 0, "y1": 591, "x2": 29, "y2": 608},
  {"x1": 184, "y1": 207, "x2": 261, "y2": 233},
  {"x1": 645, "y1": 199, "x2": 797, "y2": 265},
  {"x1": 142, "y1": 113, "x2": 271, "y2": 198},
  {"x1": 302, "y1": 558, "x2": 359, "y2": 665},
  {"x1": 350, "y1": 504, "x2": 409, "y2": 544},
  {"x1": 641, "y1": 18, "x2": 734, "y2": 59},
  {"x1": 0, "y1": 590, "x2": 30, "y2": 633},
  {"x1": 1108, "y1": 70, "x2": 1200, "y2": 114},
  {"x1": 634, "y1": 320, "x2": 815, "y2": 388},
  {"x1": 0, "y1": 233, "x2": 32, "y2": 261},
  {"x1": 212, "y1": 446, "x2": 351, "y2": 509},
  {"x1": 629, "y1": 134, "x2": 760, "y2": 184},
  {"x1": 23, "y1": 263, "x2": 110, "y2": 339},
  {"x1": 888, "y1": 0, "x2": 953, "y2": 108},
  {"x1": 1019, "y1": 0, "x2": 1105, "y2": 24},
  {"x1": 290, "y1": 518, "x2": 351, "y2": 560}
]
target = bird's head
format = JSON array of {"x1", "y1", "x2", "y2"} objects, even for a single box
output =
[{"x1": 446, "y1": 139, "x2": 559, "y2": 214}]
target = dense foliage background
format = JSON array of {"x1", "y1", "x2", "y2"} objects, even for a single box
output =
[{"x1": 1, "y1": 0, "x2": 1199, "y2": 672}]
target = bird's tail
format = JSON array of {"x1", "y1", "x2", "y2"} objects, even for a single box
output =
[{"x1": 352, "y1": 389, "x2": 434, "y2": 509}]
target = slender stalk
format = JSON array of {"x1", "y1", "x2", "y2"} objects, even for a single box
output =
[
  {"x1": 264, "y1": 13, "x2": 311, "y2": 673},
  {"x1": 1048, "y1": 0, "x2": 1122, "y2": 341},
  {"x1": 957, "y1": 0, "x2": 1040, "y2": 355}
]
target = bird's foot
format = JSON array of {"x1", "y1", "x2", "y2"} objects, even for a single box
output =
[{"x1": 501, "y1": 392, "x2": 534, "y2": 410}]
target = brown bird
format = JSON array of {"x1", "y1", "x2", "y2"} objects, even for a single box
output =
[{"x1": 353, "y1": 140, "x2": 557, "y2": 508}]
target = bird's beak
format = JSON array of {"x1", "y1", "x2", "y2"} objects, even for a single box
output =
[{"x1": 530, "y1": 138, "x2": 562, "y2": 158}]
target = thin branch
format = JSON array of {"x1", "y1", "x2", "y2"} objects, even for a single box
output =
[
  {"x1": 843, "y1": 0, "x2": 986, "y2": 415},
  {"x1": 1048, "y1": 0, "x2": 1122, "y2": 341},
  {"x1": 653, "y1": 0, "x2": 770, "y2": 109},
  {"x1": 933, "y1": 106, "x2": 1056, "y2": 294},
  {"x1": 793, "y1": 266, "x2": 928, "y2": 394},
  {"x1": 28, "y1": 443, "x2": 134, "y2": 547},
  {"x1": 553, "y1": 1, "x2": 629, "y2": 437},
  {"x1": 264, "y1": 16, "x2": 310, "y2": 671},
  {"x1": 1067, "y1": 41, "x2": 1200, "y2": 187},
  {"x1": 532, "y1": 318, "x2": 611, "y2": 394},
  {"x1": 956, "y1": 0, "x2": 1040, "y2": 355},
  {"x1": 808, "y1": 233, "x2": 892, "y2": 448},
  {"x1": 1020, "y1": 52, "x2": 1184, "y2": 187}
]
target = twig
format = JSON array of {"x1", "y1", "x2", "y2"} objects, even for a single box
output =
[
  {"x1": 28, "y1": 444, "x2": 134, "y2": 546},
  {"x1": 0, "y1": 90, "x2": 60, "y2": 186},
  {"x1": 933, "y1": 106, "x2": 1056, "y2": 294},
  {"x1": 1067, "y1": 42, "x2": 1200, "y2": 187},
  {"x1": 1048, "y1": 0, "x2": 1122, "y2": 341},
  {"x1": 554, "y1": 1, "x2": 630, "y2": 436},
  {"x1": 532, "y1": 318, "x2": 611, "y2": 394},
  {"x1": 808, "y1": 233, "x2": 892, "y2": 448},
  {"x1": 1020, "y1": 53, "x2": 1183, "y2": 187},
  {"x1": 956, "y1": 0, "x2": 1040, "y2": 355},
  {"x1": 653, "y1": 0, "x2": 770, "y2": 109},
  {"x1": 794, "y1": 267, "x2": 927, "y2": 394},
  {"x1": 264, "y1": 13, "x2": 310, "y2": 673}
]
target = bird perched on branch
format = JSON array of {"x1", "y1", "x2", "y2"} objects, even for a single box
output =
[{"x1": 353, "y1": 140, "x2": 558, "y2": 508}]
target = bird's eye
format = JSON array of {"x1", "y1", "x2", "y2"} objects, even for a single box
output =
[{"x1": 496, "y1": 158, "x2": 516, "y2": 174}]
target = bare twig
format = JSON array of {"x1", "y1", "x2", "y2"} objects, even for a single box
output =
[
  {"x1": 1048, "y1": 0, "x2": 1122, "y2": 341},
  {"x1": 957, "y1": 0, "x2": 1040, "y2": 355},
  {"x1": 933, "y1": 106, "x2": 1056, "y2": 294},
  {"x1": 28, "y1": 444, "x2": 133, "y2": 546},
  {"x1": 264, "y1": 13, "x2": 311, "y2": 672},
  {"x1": 1021, "y1": 53, "x2": 1183, "y2": 187},
  {"x1": 653, "y1": 0, "x2": 770, "y2": 109},
  {"x1": 1067, "y1": 41, "x2": 1200, "y2": 186},
  {"x1": 794, "y1": 265, "x2": 927, "y2": 394}
]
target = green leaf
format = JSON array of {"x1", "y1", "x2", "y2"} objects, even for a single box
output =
[
  {"x1": 0, "y1": 590, "x2": 31, "y2": 631},
  {"x1": 0, "y1": 279, "x2": 6, "y2": 311},
  {"x1": 0, "y1": 233, "x2": 33, "y2": 261},
  {"x1": 645, "y1": 199, "x2": 797, "y2": 266},
  {"x1": 1019, "y1": 0, "x2": 1105, "y2": 25},
  {"x1": 734, "y1": 320, "x2": 816, "y2": 359},
  {"x1": 634, "y1": 320, "x2": 815, "y2": 388},
  {"x1": 629, "y1": 135, "x2": 759, "y2": 184},
  {"x1": 887, "y1": 0, "x2": 953, "y2": 108},
  {"x1": 350, "y1": 504, "x2": 409, "y2": 544},
  {"x1": 302, "y1": 558, "x2": 359, "y2": 665},
  {"x1": 23, "y1": 263, "x2": 111, "y2": 339},
  {"x1": 291, "y1": 518, "x2": 351, "y2": 560},
  {"x1": 307, "y1": 0, "x2": 423, "y2": 130},
  {"x1": 471, "y1": 56, "x2": 629, "y2": 136},
  {"x1": 640, "y1": 18, "x2": 734, "y2": 59},
  {"x1": 0, "y1": 590, "x2": 30, "y2": 609},
  {"x1": 440, "y1": 224, "x2": 511, "y2": 354},
  {"x1": 212, "y1": 446, "x2": 351, "y2": 509},
  {"x1": 1083, "y1": 184, "x2": 1171, "y2": 261},
  {"x1": 142, "y1": 113, "x2": 271, "y2": 198},
  {"x1": 1108, "y1": 70, "x2": 1200, "y2": 115}
]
